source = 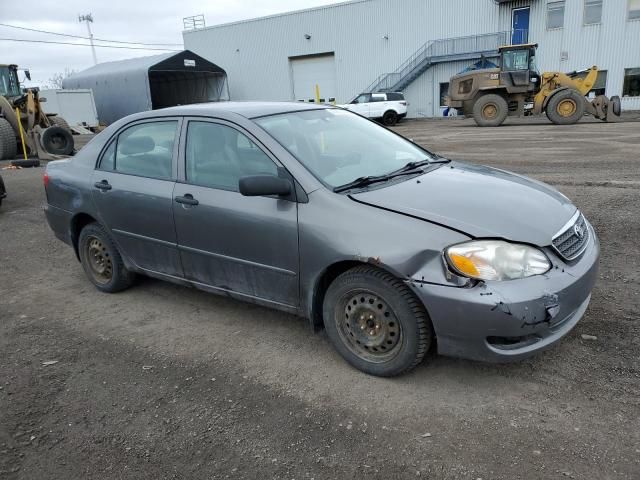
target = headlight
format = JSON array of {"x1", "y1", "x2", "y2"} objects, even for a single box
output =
[{"x1": 445, "y1": 240, "x2": 551, "y2": 281}]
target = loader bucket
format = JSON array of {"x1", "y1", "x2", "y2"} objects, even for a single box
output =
[{"x1": 588, "y1": 95, "x2": 621, "y2": 123}]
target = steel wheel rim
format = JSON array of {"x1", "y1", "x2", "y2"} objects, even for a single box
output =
[
  {"x1": 558, "y1": 99, "x2": 577, "y2": 117},
  {"x1": 85, "y1": 236, "x2": 112, "y2": 284},
  {"x1": 336, "y1": 289, "x2": 403, "y2": 363},
  {"x1": 482, "y1": 103, "x2": 498, "y2": 119}
]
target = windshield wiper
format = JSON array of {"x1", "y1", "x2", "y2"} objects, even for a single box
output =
[{"x1": 333, "y1": 169, "x2": 426, "y2": 193}]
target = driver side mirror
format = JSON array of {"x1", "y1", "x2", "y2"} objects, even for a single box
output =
[{"x1": 239, "y1": 175, "x2": 292, "y2": 197}]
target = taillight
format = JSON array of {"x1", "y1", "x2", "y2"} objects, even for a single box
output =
[{"x1": 43, "y1": 172, "x2": 49, "y2": 187}]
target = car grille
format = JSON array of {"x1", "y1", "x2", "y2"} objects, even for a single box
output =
[{"x1": 552, "y1": 213, "x2": 590, "y2": 261}]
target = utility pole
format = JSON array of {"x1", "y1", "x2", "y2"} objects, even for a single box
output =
[{"x1": 78, "y1": 13, "x2": 97, "y2": 65}]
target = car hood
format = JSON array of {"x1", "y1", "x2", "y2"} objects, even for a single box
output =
[{"x1": 350, "y1": 161, "x2": 576, "y2": 247}]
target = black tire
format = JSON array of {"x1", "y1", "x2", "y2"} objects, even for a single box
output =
[
  {"x1": 546, "y1": 89, "x2": 585, "y2": 125},
  {"x1": 382, "y1": 110, "x2": 399, "y2": 126},
  {"x1": 49, "y1": 116, "x2": 72, "y2": 133},
  {"x1": 0, "y1": 117, "x2": 18, "y2": 160},
  {"x1": 610, "y1": 95, "x2": 621, "y2": 117},
  {"x1": 472, "y1": 94, "x2": 508, "y2": 127},
  {"x1": 41, "y1": 125, "x2": 74, "y2": 156},
  {"x1": 323, "y1": 265, "x2": 432, "y2": 377},
  {"x1": 78, "y1": 222, "x2": 135, "y2": 293},
  {"x1": 11, "y1": 159, "x2": 40, "y2": 168}
]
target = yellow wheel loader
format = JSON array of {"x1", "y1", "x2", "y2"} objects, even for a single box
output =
[
  {"x1": 0, "y1": 64, "x2": 74, "y2": 163},
  {"x1": 446, "y1": 44, "x2": 621, "y2": 127}
]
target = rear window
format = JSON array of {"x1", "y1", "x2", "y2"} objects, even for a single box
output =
[{"x1": 385, "y1": 92, "x2": 405, "y2": 101}]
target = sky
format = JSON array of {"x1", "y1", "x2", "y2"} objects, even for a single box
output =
[{"x1": 0, "y1": 0, "x2": 342, "y2": 88}]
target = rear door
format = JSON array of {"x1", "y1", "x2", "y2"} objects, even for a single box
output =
[
  {"x1": 369, "y1": 93, "x2": 388, "y2": 118},
  {"x1": 91, "y1": 118, "x2": 183, "y2": 276},
  {"x1": 172, "y1": 118, "x2": 299, "y2": 308}
]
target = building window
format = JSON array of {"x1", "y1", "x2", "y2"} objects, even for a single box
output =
[
  {"x1": 439, "y1": 82, "x2": 449, "y2": 107},
  {"x1": 547, "y1": 1, "x2": 565, "y2": 29},
  {"x1": 584, "y1": 0, "x2": 602, "y2": 25},
  {"x1": 591, "y1": 70, "x2": 607, "y2": 96},
  {"x1": 623, "y1": 68, "x2": 640, "y2": 97},
  {"x1": 629, "y1": 0, "x2": 640, "y2": 20}
]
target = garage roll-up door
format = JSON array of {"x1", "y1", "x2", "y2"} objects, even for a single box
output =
[{"x1": 290, "y1": 53, "x2": 336, "y2": 102}]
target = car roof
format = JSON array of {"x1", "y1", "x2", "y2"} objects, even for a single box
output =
[{"x1": 154, "y1": 101, "x2": 332, "y2": 119}]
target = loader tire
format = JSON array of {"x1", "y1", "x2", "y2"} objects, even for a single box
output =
[
  {"x1": 11, "y1": 159, "x2": 40, "y2": 168},
  {"x1": 610, "y1": 96, "x2": 621, "y2": 117},
  {"x1": 49, "y1": 116, "x2": 72, "y2": 133},
  {"x1": 546, "y1": 90, "x2": 585, "y2": 125},
  {"x1": 472, "y1": 94, "x2": 508, "y2": 127},
  {"x1": 41, "y1": 126, "x2": 74, "y2": 156},
  {"x1": 0, "y1": 118, "x2": 18, "y2": 160}
]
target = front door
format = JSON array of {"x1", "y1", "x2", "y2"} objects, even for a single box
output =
[
  {"x1": 172, "y1": 119, "x2": 300, "y2": 308},
  {"x1": 512, "y1": 7, "x2": 530, "y2": 44},
  {"x1": 348, "y1": 94, "x2": 371, "y2": 117},
  {"x1": 91, "y1": 119, "x2": 183, "y2": 276}
]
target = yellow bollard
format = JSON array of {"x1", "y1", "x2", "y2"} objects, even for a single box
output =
[
  {"x1": 315, "y1": 84, "x2": 321, "y2": 103},
  {"x1": 15, "y1": 108, "x2": 28, "y2": 160}
]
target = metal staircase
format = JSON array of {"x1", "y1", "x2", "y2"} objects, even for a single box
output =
[{"x1": 364, "y1": 31, "x2": 511, "y2": 93}]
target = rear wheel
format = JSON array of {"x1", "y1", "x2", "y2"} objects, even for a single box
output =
[
  {"x1": 382, "y1": 110, "x2": 398, "y2": 126},
  {"x1": 610, "y1": 95, "x2": 621, "y2": 117},
  {"x1": 78, "y1": 223, "x2": 135, "y2": 293},
  {"x1": 472, "y1": 94, "x2": 508, "y2": 127},
  {"x1": 323, "y1": 266, "x2": 432, "y2": 377},
  {"x1": 546, "y1": 89, "x2": 585, "y2": 125},
  {"x1": 0, "y1": 118, "x2": 17, "y2": 160}
]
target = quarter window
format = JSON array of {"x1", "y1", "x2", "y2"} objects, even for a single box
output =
[
  {"x1": 630, "y1": 0, "x2": 640, "y2": 20},
  {"x1": 623, "y1": 68, "x2": 640, "y2": 97},
  {"x1": 185, "y1": 122, "x2": 277, "y2": 191},
  {"x1": 547, "y1": 1, "x2": 565, "y2": 29},
  {"x1": 100, "y1": 121, "x2": 177, "y2": 179},
  {"x1": 584, "y1": 0, "x2": 602, "y2": 24}
]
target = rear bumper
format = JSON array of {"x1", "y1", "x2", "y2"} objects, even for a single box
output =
[
  {"x1": 44, "y1": 203, "x2": 73, "y2": 246},
  {"x1": 412, "y1": 232, "x2": 600, "y2": 363}
]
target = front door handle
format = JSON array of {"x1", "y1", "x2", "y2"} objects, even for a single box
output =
[
  {"x1": 174, "y1": 194, "x2": 199, "y2": 206},
  {"x1": 94, "y1": 180, "x2": 112, "y2": 191}
]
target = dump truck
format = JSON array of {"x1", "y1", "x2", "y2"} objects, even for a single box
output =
[
  {"x1": 446, "y1": 43, "x2": 621, "y2": 127},
  {"x1": 0, "y1": 63, "x2": 74, "y2": 164}
]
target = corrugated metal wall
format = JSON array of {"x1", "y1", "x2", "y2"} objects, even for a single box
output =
[{"x1": 183, "y1": 0, "x2": 640, "y2": 116}]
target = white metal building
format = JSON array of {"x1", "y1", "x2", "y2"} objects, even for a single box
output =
[{"x1": 183, "y1": 0, "x2": 640, "y2": 117}]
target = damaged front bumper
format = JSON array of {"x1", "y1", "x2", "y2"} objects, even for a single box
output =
[{"x1": 411, "y1": 232, "x2": 600, "y2": 363}]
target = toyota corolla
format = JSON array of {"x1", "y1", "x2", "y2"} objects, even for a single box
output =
[{"x1": 44, "y1": 102, "x2": 599, "y2": 376}]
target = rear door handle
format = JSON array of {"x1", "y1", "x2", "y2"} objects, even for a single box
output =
[
  {"x1": 174, "y1": 194, "x2": 199, "y2": 206},
  {"x1": 94, "y1": 180, "x2": 112, "y2": 191}
]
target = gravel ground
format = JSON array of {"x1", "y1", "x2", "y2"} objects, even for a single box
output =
[{"x1": 1, "y1": 116, "x2": 639, "y2": 479}]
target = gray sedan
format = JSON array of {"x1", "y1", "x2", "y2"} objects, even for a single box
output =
[{"x1": 44, "y1": 102, "x2": 599, "y2": 376}]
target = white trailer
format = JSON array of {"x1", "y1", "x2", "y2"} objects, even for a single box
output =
[{"x1": 40, "y1": 89, "x2": 99, "y2": 129}]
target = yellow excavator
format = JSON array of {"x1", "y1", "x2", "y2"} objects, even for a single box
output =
[
  {"x1": 446, "y1": 44, "x2": 621, "y2": 127},
  {"x1": 0, "y1": 63, "x2": 74, "y2": 165}
]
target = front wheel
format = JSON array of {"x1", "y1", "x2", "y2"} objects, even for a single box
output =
[
  {"x1": 78, "y1": 223, "x2": 135, "y2": 293},
  {"x1": 546, "y1": 89, "x2": 585, "y2": 125},
  {"x1": 323, "y1": 266, "x2": 432, "y2": 376}
]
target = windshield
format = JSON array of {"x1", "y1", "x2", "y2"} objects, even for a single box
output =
[
  {"x1": 0, "y1": 67, "x2": 21, "y2": 97},
  {"x1": 502, "y1": 50, "x2": 530, "y2": 71},
  {"x1": 255, "y1": 109, "x2": 433, "y2": 188}
]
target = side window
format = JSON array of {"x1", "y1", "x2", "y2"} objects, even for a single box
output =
[
  {"x1": 103, "y1": 121, "x2": 177, "y2": 179},
  {"x1": 185, "y1": 121, "x2": 278, "y2": 191},
  {"x1": 353, "y1": 94, "x2": 370, "y2": 104},
  {"x1": 371, "y1": 94, "x2": 386, "y2": 102}
]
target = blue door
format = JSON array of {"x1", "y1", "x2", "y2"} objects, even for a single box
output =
[{"x1": 512, "y1": 7, "x2": 530, "y2": 44}]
